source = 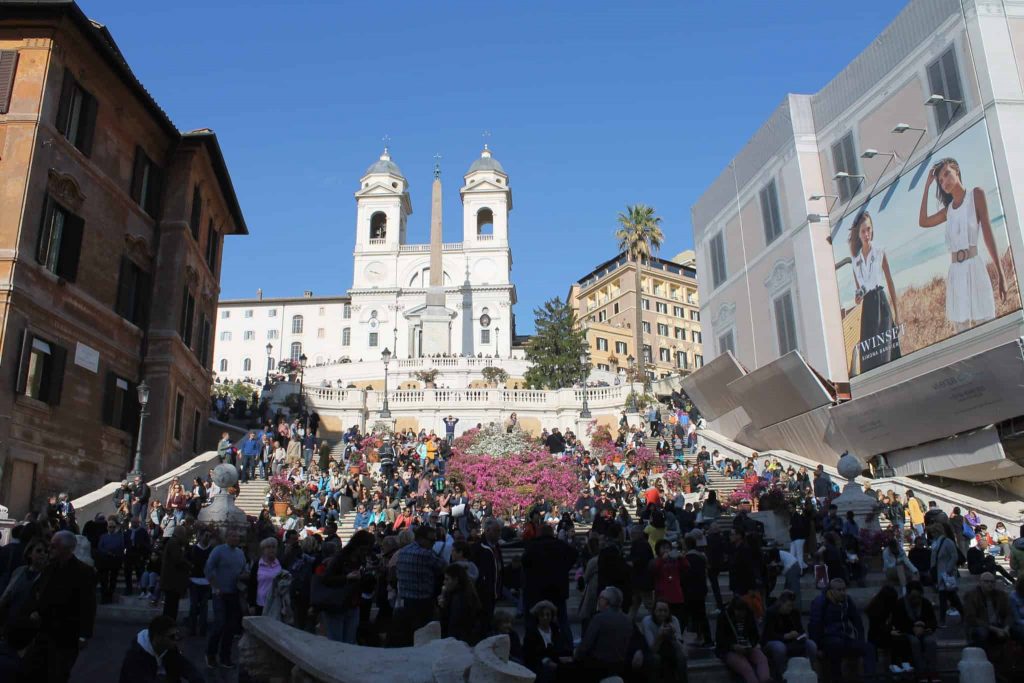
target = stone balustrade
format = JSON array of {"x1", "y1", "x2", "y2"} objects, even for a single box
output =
[{"x1": 238, "y1": 617, "x2": 534, "y2": 683}]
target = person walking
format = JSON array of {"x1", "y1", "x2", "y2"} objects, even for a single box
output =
[
  {"x1": 96, "y1": 518, "x2": 126, "y2": 604},
  {"x1": 186, "y1": 529, "x2": 214, "y2": 636},
  {"x1": 394, "y1": 525, "x2": 446, "y2": 646},
  {"x1": 906, "y1": 490, "x2": 927, "y2": 541},
  {"x1": 240, "y1": 431, "x2": 260, "y2": 483},
  {"x1": 160, "y1": 527, "x2": 191, "y2": 622},
  {"x1": 204, "y1": 529, "x2": 246, "y2": 669},
  {"x1": 929, "y1": 524, "x2": 964, "y2": 627},
  {"x1": 21, "y1": 531, "x2": 97, "y2": 683}
]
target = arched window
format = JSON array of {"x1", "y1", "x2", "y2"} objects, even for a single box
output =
[
  {"x1": 243, "y1": 358, "x2": 252, "y2": 372},
  {"x1": 219, "y1": 359, "x2": 228, "y2": 372},
  {"x1": 342, "y1": 327, "x2": 351, "y2": 346},
  {"x1": 477, "y1": 208, "x2": 494, "y2": 235},
  {"x1": 292, "y1": 315, "x2": 304, "y2": 334},
  {"x1": 370, "y1": 212, "x2": 387, "y2": 239},
  {"x1": 290, "y1": 342, "x2": 302, "y2": 361}
]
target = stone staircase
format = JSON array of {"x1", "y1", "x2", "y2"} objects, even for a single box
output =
[
  {"x1": 235, "y1": 479, "x2": 269, "y2": 517},
  {"x1": 641, "y1": 435, "x2": 743, "y2": 500}
]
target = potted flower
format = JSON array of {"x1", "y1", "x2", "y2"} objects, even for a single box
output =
[
  {"x1": 268, "y1": 475, "x2": 294, "y2": 517},
  {"x1": 414, "y1": 369, "x2": 440, "y2": 388},
  {"x1": 481, "y1": 366, "x2": 509, "y2": 388}
]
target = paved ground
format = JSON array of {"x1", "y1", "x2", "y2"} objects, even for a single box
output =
[{"x1": 71, "y1": 617, "x2": 239, "y2": 683}]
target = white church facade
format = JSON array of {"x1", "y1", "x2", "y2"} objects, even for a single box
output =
[{"x1": 213, "y1": 146, "x2": 521, "y2": 387}]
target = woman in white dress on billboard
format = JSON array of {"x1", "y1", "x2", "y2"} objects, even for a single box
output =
[
  {"x1": 919, "y1": 157, "x2": 1007, "y2": 331},
  {"x1": 849, "y1": 211, "x2": 901, "y2": 372}
]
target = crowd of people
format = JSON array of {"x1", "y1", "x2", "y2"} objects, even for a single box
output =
[{"x1": 3, "y1": 399, "x2": 1024, "y2": 682}]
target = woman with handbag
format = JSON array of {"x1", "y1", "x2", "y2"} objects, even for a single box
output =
[{"x1": 929, "y1": 524, "x2": 964, "y2": 627}]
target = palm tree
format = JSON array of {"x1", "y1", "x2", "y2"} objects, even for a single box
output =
[{"x1": 616, "y1": 204, "x2": 664, "y2": 397}]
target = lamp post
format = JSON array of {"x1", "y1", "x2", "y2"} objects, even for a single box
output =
[
  {"x1": 298, "y1": 353, "x2": 307, "y2": 427},
  {"x1": 579, "y1": 348, "x2": 592, "y2": 419},
  {"x1": 129, "y1": 379, "x2": 150, "y2": 478},
  {"x1": 380, "y1": 347, "x2": 392, "y2": 419},
  {"x1": 626, "y1": 354, "x2": 637, "y2": 413},
  {"x1": 265, "y1": 342, "x2": 273, "y2": 385}
]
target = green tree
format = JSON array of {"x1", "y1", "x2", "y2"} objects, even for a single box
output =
[
  {"x1": 524, "y1": 297, "x2": 588, "y2": 389},
  {"x1": 615, "y1": 204, "x2": 664, "y2": 390},
  {"x1": 212, "y1": 380, "x2": 253, "y2": 404}
]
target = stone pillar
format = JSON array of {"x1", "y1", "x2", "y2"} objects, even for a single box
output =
[
  {"x1": 831, "y1": 452, "x2": 881, "y2": 531},
  {"x1": 958, "y1": 647, "x2": 995, "y2": 683},
  {"x1": 576, "y1": 417, "x2": 591, "y2": 449},
  {"x1": 784, "y1": 657, "x2": 818, "y2": 683},
  {"x1": 198, "y1": 464, "x2": 249, "y2": 538}
]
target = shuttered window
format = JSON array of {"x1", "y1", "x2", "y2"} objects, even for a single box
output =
[
  {"x1": 130, "y1": 146, "x2": 162, "y2": 216},
  {"x1": 36, "y1": 195, "x2": 84, "y2": 281},
  {"x1": 198, "y1": 314, "x2": 212, "y2": 366},
  {"x1": 55, "y1": 69, "x2": 98, "y2": 156},
  {"x1": 179, "y1": 287, "x2": 195, "y2": 347},
  {"x1": 709, "y1": 233, "x2": 727, "y2": 288},
  {"x1": 0, "y1": 51, "x2": 19, "y2": 114},
  {"x1": 102, "y1": 372, "x2": 139, "y2": 432},
  {"x1": 205, "y1": 219, "x2": 219, "y2": 272},
  {"x1": 115, "y1": 256, "x2": 151, "y2": 327},
  {"x1": 927, "y1": 47, "x2": 965, "y2": 131},
  {"x1": 189, "y1": 185, "x2": 202, "y2": 240},
  {"x1": 15, "y1": 330, "x2": 67, "y2": 405},
  {"x1": 173, "y1": 393, "x2": 184, "y2": 441},
  {"x1": 774, "y1": 291, "x2": 799, "y2": 355},
  {"x1": 831, "y1": 132, "x2": 860, "y2": 202},
  {"x1": 760, "y1": 179, "x2": 783, "y2": 245}
]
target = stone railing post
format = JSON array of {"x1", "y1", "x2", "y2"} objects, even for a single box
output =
[
  {"x1": 958, "y1": 647, "x2": 995, "y2": 683},
  {"x1": 783, "y1": 657, "x2": 817, "y2": 683}
]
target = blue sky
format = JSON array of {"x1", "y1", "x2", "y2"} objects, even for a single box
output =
[{"x1": 82, "y1": 0, "x2": 905, "y2": 333}]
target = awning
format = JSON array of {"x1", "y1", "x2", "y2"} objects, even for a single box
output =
[
  {"x1": 827, "y1": 340, "x2": 1024, "y2": 457},
  {"x1": 886, "y1": 425, "x2": 1024, "y2": 482},
  {"x1": 679, "y1": 351, "x2": 746, "y2": 421},
  {"x1": 727, "y1": 351, "x2": 834, "y2": 430}
]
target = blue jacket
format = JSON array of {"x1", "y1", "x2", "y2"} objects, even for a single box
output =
[
  {"x1": 204, "y1": 543, "x2": 246, "y2": 594},
  {"x1": 809, "y1": 591, "x2": 865, "y2": 643},
  {"x1": 354, "y1": 511, "x2": 371, "y2": 529},
  {"x1": 241, "y1": 437, "x2": 260, "y2": 457}
]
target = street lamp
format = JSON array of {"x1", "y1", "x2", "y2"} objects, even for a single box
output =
[
  {"x1": 265, "y1": 342, "x2": 273, "y2": 385},
  {"x1": 579, "y1": 348, "x2": 591, "y2": 419},
  {"x1": 298, "y1": 353, "x2": 307, "y2": 427},
  {"x1": 129, "y1": 379, "x2": 150, "y2": 478},
  {"x1": 380, "y1": 347, "x2": 392, "y2": 419},
  {"x1": 626, "y1": 354, "x2": 637, "y2": 413}
]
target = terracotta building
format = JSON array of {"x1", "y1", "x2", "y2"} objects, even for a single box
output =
[
  {"x1": 0, "y1": 1, "x2": 247, "y2": 517},
  {"x1": 568, "y1": 250, "x2": 703, "y2": 381}
]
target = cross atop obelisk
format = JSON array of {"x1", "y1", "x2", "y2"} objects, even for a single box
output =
[{"x1": 429, "y1": 155, "x2": 443, "y2": 287}]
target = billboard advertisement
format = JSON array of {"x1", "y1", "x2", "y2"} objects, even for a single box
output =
[{"x1": 833, "y1": 119, "x2": 1020, "y2": 377}]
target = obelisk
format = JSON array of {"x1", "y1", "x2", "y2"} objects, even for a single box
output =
[
  {"x1": 420, "y1": 157, "x2": 452, "y2": 354},
  {"x1": 429, "y1": 161, "x2": 443, "y2": 288}
]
